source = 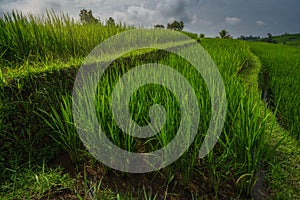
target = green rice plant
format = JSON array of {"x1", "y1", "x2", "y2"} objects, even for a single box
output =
[
  {"x1": 0, "y1": 10, "x2": 128, "y2": 68},
  {"x1": 76, "y1": 38, "x2": 274, "y2": 198},
  {"x1": 198, "y1": 39, "x2": 279, "y2": 196},
  {"x1": 222, "y1": 82, "x2": 272, "y2": 195},
  {"x1": 105, "y1": 40, "x2": 274, "y2": 194},
  {"x1": 0, "y1": 10, "x2": 282, "y2": 198},
  {"x1": 38, "y1": 95, "x2": 81, "y2": 165},
  {"x1": 0, "y1": 163, "x2": 73, "y2": 199},
  {"x1": 250, "y1": 42, "x2": 300, "y2": 139}
]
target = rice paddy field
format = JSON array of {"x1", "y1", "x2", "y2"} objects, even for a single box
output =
[
  {"x1": 271, "y1": 33, "x2": 300, "y2": 47},
  {"x1": 250, "y1": 42, "x2": 300, "y2": 139},
  {"x1": 0, "y1": 11, "x2": 299, "y2": 199}
]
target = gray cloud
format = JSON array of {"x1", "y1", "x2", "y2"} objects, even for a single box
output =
[{"x1": 156, "y1": 0, "x2": 200, "y2": 23}]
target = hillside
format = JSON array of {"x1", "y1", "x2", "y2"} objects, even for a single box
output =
[
  {"x1": 1, "y1": 11, "x2": 299, "y2": 199},
  {"x1": 261, "y1": 33, "x2": 300, "y2": 47},
  {"x1": 272, "y1": 33, "x2": 300, "y2": 46}
]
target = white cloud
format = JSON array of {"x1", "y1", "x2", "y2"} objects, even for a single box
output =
[
  {"x1": 113, "y1": 4, "x2": 162, "y2": 26},
  {"x1": 190, "y1": 15, "x2": 198, "y2": 24},
  {"x1": 225, "y1": 17, "x2": 241, "y2": 25},
  {"x1": 256, "y1": 20, "x2": 265, "y2": 26},
  {"x1": 1, "y1": 0, "x2": 62, "y2": 15},
  {"x1": 127, "y1": 4, "x2": 155, "y2": 18},
  {"x1": 190, "y1": 15, "x2": 211, "y2": 25}
]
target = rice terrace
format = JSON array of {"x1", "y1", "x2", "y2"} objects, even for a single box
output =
[{"x1": 0, "y1": 7, "x2": 299, "y2": 200}]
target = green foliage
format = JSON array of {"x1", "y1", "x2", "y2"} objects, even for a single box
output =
[
  {"x1": 0, "y1": 10, "x2": 127, "y2": 68},
  {"x1": 167, "y1": 20, "x2": 184, "y2": 31},
  {"x1": 38, "y1": 95, "x2": 82, "y2": 165},
  {"x1": 1, "y1": 164, "x2": 73, "y2": 199},
  {"x1": 180, "y1": 31, "x2": 199, "y2": 41},
  {"x1": 1, "y1": 37, "x2": 276, "y2": 198},
  {"x1": 238, "y1": 35, "x2": 261, "y2": 41},
  {"x1": 202, "y1": 39, "x2": 278, "y2": 196},
  {"x1": 218, "y1": 29, "x2": 232, "y2": 39},
  {"x1": 1, "y1": 10, "x2": 296, "y2": 198},
  {"x1": 79, "y1": 9, "x2": 99, "y2": 24},
  {"x1": 259, "y1": 33, "x2": 278, "y2": 44},
  {"x1": 199, "y1": 33, "x2": 205, "y2": 38},
  {"x1": 0, "y1": 62, "x2": 79, "y2": 192},
  {"x1": 154, "y1": 24, "x2": 165, "y2": 28},
  {"x1": 269, "y1": 33, "x2": 300, "y2": 46},
  {"x1": 250, "y1": 42, "x2": 300, "y2": 139},
  {"x1": 106, "y1": 17, "x2": 116, "y2": 27}
]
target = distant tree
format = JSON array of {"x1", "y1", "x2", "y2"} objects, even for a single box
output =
[
  {"x1": 199, "y1": 33, "x2": 205, "y2": 38},
  {"x1": 154, "y1": 24, "x2": 165, "y2": 28},
  {"x1": 239, "y1": 35, "x2": 246, "y2": 40},
  {"x1": 261, "y1": 33, "x2": 277, "y2": 44},
  {"x1": 106, "y1": 17, "x2": 115, "y2": 26},
  {"x1": 219, "y1": 29, "x2": 232, "y2": 39},
  {"x1": 79, "y1": 9, "x2": 99, "y2": 24},
  {"x1": 267, "y1": 33, "x2": 272, "y2": 38},
  {"x1": 167, "y1": 20, "x2": 184, "y2": 31},
  {"x1": 238, "y1": 35, "x2": 260, "y2": 41}
]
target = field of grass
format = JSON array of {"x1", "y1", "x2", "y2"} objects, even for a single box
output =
[
  {"x1": 0, "y1": 11, "x2": 299, "y2": 199},
  {"x1": 250, "y1": 42, "x2": 300, "y2": 139},
  {"x1": 272, "y1": 33, "x2": 300, "y2": 47},
  {"x1": 0, "y1": 10, "x2": 128, "y2": 70}
]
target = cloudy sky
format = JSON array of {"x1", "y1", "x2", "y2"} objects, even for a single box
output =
[{"x1": 0, "y1": 0, "x2": 299, "y2": 37}]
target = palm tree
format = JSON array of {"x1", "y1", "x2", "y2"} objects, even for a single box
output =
[
  {"x1": 267, "y1": 33, "x2": 272, "y2": 38},
  {"x1": 106, "y1": 17, "x2": 115, "y2": 27},
  {"x1": 219, "y1": 29, "x2": 232, "y2": 39}
]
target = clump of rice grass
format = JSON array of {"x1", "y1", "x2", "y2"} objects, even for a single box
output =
[
  {"x1": 0, "y1": 10, "x2": 128, "y2": 68},
  {"x1": 38, "y1": 95, "x2": 81, "y2": 165}
]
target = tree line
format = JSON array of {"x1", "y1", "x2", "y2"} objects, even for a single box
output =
[
  {"x1": 154, "y1": 20, "x2": 184, "y2": 31},
  {"x1": 79, "y1": 9, "x2": 280, "y2": 43},
  {"x1": 79, "y1": 9, "x2": 116, "y2": 26}
]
